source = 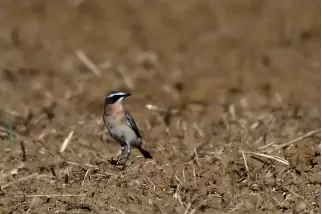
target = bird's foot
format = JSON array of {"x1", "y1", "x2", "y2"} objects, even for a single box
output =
[
  {"x1": 116, "y1": 155, "x2": 126, "y2": 165},
  {"x1": 109, "y1": 154, "x2": 125, "y2": 166}
]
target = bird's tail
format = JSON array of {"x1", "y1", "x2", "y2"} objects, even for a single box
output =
[{"x1": 137, "y1": 144, "x2": 153, "y2": 159}]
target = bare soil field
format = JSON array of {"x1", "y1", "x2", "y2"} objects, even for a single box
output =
[{"x1": 0, "y1": 0, "x2": 320, "y2": 213}]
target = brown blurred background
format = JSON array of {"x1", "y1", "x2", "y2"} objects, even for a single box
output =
[
  {"x1": 0, "y1": 0, "x2": 320, "y2": 115},
  {"x1": 0, "y1": 0, "x2": 320, "y2": 213}
]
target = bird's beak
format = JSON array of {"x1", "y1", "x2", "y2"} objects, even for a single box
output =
[{"x1": 125, "y1": 93, "x2": 132, "y2": 97}]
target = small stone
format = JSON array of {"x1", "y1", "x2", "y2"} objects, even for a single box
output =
[
  {"x1": 283, "y1": 200, "x2": 290, "y2": 209},
  {"x1": 175, "y1": 206, "x2": 182, "y2": 213},
  {"x1": 275, "y1": 193, "x2": 284, "y2": 203},
  {"x1": 265, "y1": 178, "x2": 275, "y2": 185},
  {"x1": 309, "y1": 174, "x2": 321, "y2": 184},
  {"x1": 33, "y1": 197, "x2": 46, "y2": 207},
  {"x1": 250, "y1": 183, "x2": 260, "y2": 191},
  {"x1": 313, "y1": 156, "x2": 320, "y2": 165},
  {"x1": 296, "y1": 202, "x2": 306, "y2": 212}
]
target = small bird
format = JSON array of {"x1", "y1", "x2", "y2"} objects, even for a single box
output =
[{"x1": 102, "y1": 90, "x2": 153, "y2": 166}]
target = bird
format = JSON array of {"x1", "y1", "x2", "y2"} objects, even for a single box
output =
[{"x1": 102, "y1": 90, "x2": 153, "y2": 166}]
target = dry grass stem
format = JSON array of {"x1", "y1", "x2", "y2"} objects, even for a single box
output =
[
  {"x1": 26, "y1": 194, "x2": 86, "y2": 198},
  {"x1": 149, "y1": 111, "x2": 170, "y2": 133},
  {"x1": 147, "y1": 178, "x2": 156, "y2": 191},
  {"x1": 182, "y1": 170, "x2": 186, "y2": 183},
  {"x1": 173, "y1": 183, "x2": 184, "y2": 207},
  {"x1": 266, "y1": 129, "x2": 321, "y2": 153},
  {"x1": 31, "y1": 113, "x2": 46, "y2": 125},
  {"x1": 175, "y1": 175, "x2": 183, "y2": 186},
  {"x1": 184, "y1": 202, "x2": 191, "y2": 214},
  {"x1": 25, "y1": 198, "x2": 36, "y2": 214},
  {"x1": 228, "y1": 104, "x2": 236, "y2": 120},
  {"x1": 254, "y1": 136, "x2": 263, "y2": 145},
  {"x1": 188, "y1": 208, "x2": 196, "y2": 214},
  {"x1": 98, "y1": 61, "x2": 112, "y2": 70},
  {"x1": 192, "y1": 122, "x2": 205, "y2": 138},
  {"x1": 117, "y1": 65, "x2": 135, "y2": 89},
  {"x1": 241, "y1": 151, "x2": 289, "y2": 165},
  {"x1": 118, "y1": 209, "x2": 126, "y2": 214},
  {"x1": 75, "y1": 49, "x2": 101, "y2": 77},
  {"x1": 146, "y1": 104, "x2": 179, "y2": 114},
  {"x1": 285, "y1": 187, "x2": 300, "y2": 198},
  {"x1": 192, "y1": 165, "x2": 197, "y2": 187},
  {"x1": 109, "y1": 205, "x2": 126, "y2": 214},
  {"x1": 193, "y1": 149, "x2": 202, "y2": 167},
  {"x1": 258, "y1": 141, "x2": 276, "y2": 150},
  {"x1": 250, "y1": 121, "x2": 260, "y2": 130},
  {"x1": 64, "y1": 85, "x2": 85, "y2": 100},
  {"x1": 230, "y1": 171, "x2": 237, "y2": 199},
  {"x1": 241, "y1": 152, "x2": 249, "y2": 172},
  {"x1": 1, "y1": 173, "x2": 40, "y2": 189},
  {"x1": 65, "y1": 161, "x2": 99, "y2": 169},
  {"x1": 221, "y1": 115, "x2": 230, "y2": 130},
  {"x1": 162, "y1": 85, "x2": 179, "y2": 100},
  {"x1": 60, "y1": 130, "x2": 74, "y2": 153},
  {"x1": 81, "y1": 169, "x2": 90, "y2": 186},
  {"x1": 85, "y1": 163, "x2": 100, "y2": 169},
  {"x1": 146, "y1": 104, "x2": 166, "y2": 112}
]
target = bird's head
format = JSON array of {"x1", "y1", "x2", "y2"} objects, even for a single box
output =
[{"x1": 104, "y1": 91, "x2": 131, "y2": 110}]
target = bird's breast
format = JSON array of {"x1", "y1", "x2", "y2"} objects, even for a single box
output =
[{"x1": 105, "y1": 117, "x2": 139, "y2": 144}]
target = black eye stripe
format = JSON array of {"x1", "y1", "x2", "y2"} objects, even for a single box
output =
[
  {"x1": 112, "y1": 95, "x2": 122, "y2": 101},
  {"x1": 105, "y1": 95, "x2": 123, "y2": 104}
]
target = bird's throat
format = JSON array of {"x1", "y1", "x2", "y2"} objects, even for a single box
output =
[{"x1": 104, "y1": 103, "x2": 124, "y2": 115}]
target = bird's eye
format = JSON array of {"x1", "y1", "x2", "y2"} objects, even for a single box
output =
[{"x1": 112, "y1": 95, "x2": 120, "y2": 102}]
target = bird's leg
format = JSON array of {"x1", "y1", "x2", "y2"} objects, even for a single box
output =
[
  {"x1": 124, "y1": 145, "x2": 132, "y2": 162},
  {"x1": 116, "y1": 146, "x2": 125, "y2": 165},
  {"x1": 121, "y1": 144, "x2": 132, "y2": 169}
]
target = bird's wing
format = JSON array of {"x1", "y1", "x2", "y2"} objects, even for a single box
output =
[{"x1": 124, "y1": 110, "x2": 142, "y2": 139}]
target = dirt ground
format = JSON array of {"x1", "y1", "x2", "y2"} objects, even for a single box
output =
[{"x1": 0, "y1": 0, "x2": 320, "y2": 213}]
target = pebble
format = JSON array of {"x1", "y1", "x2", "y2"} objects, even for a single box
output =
[{"x1": 296, "y1": 202, "x2": 306, "y2": 212}]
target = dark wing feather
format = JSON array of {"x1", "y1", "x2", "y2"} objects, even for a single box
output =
[{"x1": 125, "y1": 110, "x2": 142, "y2": 139}]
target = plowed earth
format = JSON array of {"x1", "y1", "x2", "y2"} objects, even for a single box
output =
[{"x1": 0, "y1": 1, "x2": 320, "y2": 214}]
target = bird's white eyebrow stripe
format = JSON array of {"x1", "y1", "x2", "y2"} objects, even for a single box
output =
[{"x1": 107, "y1": 92, "x2": 126, "y2": 98}]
